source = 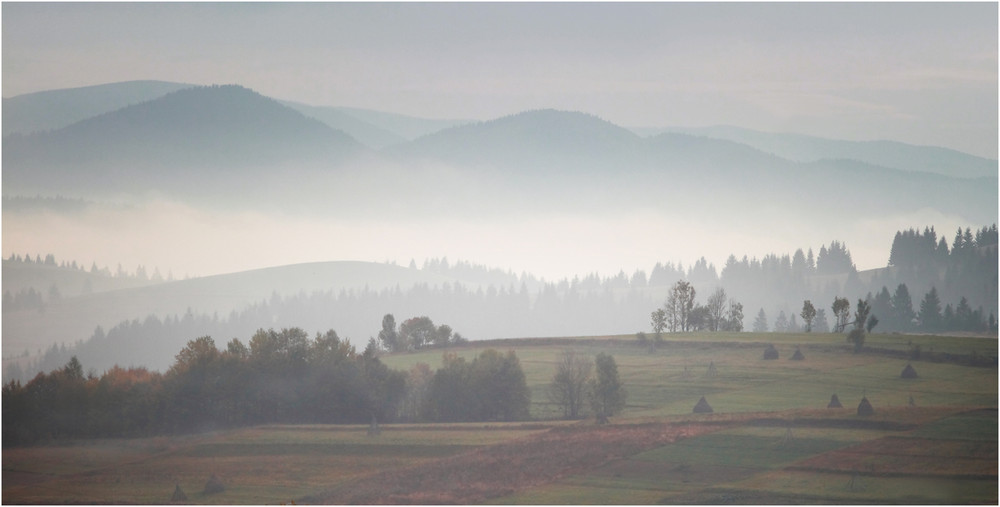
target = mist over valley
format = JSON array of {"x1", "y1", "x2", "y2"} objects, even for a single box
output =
[
  {"x1": 3, "y1": 5, "x2": 997, "y2": 504},
  {"x1": 2, "y1": 81, "x2": 996, "y2": 380}
]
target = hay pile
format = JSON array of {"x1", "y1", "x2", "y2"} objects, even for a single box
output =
[
  {"x1": 171, "y1": 484, "x2": 187, "y2": 502},
  {"x1": 827, "y1": 394, "x2": 843, "y2": 408},
  {"x1": 901, "y1": 363, "x2": 918, "y2": 379},
  {"x1": 705, "y1": 361, "x2": 717, "y2": 378},
  {"x1": 763, "y1": 344, "x2": 779, "y2": 360},
  {"x1": 790, "y1": 348, "x2": 805, "y2": 360},
  {"x1": 693, "y1": 396, "x2": 713, "y2": 414},
  {"x1": 856, "y1": 396, "x2": 874, "y2": 416}
]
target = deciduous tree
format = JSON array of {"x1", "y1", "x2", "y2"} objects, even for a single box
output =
[
  {"x1": 547, "y1": 350, "x2": 592, "y2": 419},
  {"x1": 832, "y1": 297, "x2": 851, "y2": 333},
  {"x1": 801, "y1": 300, "x2": 817, "y2": 332},
  {"x1": 706, "y1": 287, "x2": 728, "y2": 332},
  {"x1": 589, "y1": 353, "x2": 626, "y2": 423}
]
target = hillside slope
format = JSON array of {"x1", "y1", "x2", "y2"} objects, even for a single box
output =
[
  {"x1": 389, "y1": 109, "x2": 645, "y2": 172},
  {"x1": 2, "y1": 260, "x2": 474, "y2": 359},
  {"x1": 3, "y1": 85, "x2": 363, "y2": 194},
  {"x1": 2, "y1": 80, "x2": 194, "y2": 136},
  {"x1": 646, "y1": 125, "x2": 998, "y2": 179}
]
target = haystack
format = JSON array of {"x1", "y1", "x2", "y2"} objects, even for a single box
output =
[
  {"x1": 203, "y1": 474, "x2": 225, "y2": 495},
  {"x1": 763, "y1": 344, "x2": 779, "y2": 360},
  {"x1": 856, "y1": 396, "x2": 874, "y2": 416},
  {"x1": 827, "y1": 394, "x2": 843, "y2": 409},
  {"x1": 171, "y1": 484, "x2": 187, "y2": 502},
  {"x1": 790, "y1": 348, "x2": 805, "y2": 361},
  {"x1": 705, "y1": 361, "x2": 717, "y2": 378},
  {"x1": 693, "y1": 396, "x2": 713, "y2": 414},
  {"x1": 900, "y1": 363, "x2": 918, "y2": 379}
]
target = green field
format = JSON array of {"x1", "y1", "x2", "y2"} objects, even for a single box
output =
[{"x1": 4, "y1": 332, "x2": 996, "y2": 504}]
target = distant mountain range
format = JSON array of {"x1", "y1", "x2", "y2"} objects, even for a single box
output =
[
  {"x1": 639, "y1": 125, "x2": 997, "y2": 180},
  {"x1": 3, "y1": 80, "x2": 472, "y2": 148},
  {"x1": 3, "y1": 85, "x2": 361, "y2": 190},
  {"x1": 2, "y1": 80, "x2": 195, "y2": 136},
  {"x1": 5, "y1": 80, "x2": 994, "y2": 177},
  {"x1": 2, "y1": 81, "x2": 995, "y2": 223}
]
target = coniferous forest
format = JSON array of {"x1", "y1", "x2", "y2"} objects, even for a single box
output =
[{"x1": 7, "y1": 224, "x2": 995, "y2": 383}]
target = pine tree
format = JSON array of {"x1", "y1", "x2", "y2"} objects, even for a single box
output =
[
  {"x1": 918, "y1": 287, "x2": 943, "y2": 332},
  {"x1": 753, "y1": 308, "x2": 768, "y2": 332}
]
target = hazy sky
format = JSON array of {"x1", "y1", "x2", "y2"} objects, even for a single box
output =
[{"x1": 3, "y1": 2, "x2": 997, "y2": 158}]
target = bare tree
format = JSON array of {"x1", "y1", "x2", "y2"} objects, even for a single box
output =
[
  {"x1": 706, "y1": 287, "x2": 728, "y2": 332},
  {"x1": 666, "y1": 280, "x2": 697, "y2": 332},
  {"x1": 547, "y1": 350, "x2": 593, "y2": 419}
]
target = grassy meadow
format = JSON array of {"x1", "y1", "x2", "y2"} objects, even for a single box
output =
[{"x1": 4, "y1": 331, "x2": 996, "y2": 504}]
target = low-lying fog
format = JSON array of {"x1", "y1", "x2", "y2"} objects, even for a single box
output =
[{"x1": 2, "y1": 193, "x2": 971, "y2": 281}]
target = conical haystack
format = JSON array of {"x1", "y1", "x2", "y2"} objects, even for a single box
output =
[
  {"x1": 763, "y1": 344, "x2": 779, "y2": 360},
  {"x1": 705, "y1": 361, "x2": 717, "y2": 378},
  {"x1": 791, "y1": 348, "x2": 805, "y2": 360},
  {"x1": 203, "y1": 474, "x2": 225, "y2": 495},
  {"x1": 827, "y1": 394, "x2": 843, "y2": 408},
  {"x1": 171, "y1": 484, "x2": 187, "y2": 502},
  {"x1": 693, "y1": 396, "x2": 713, "y2": 414},
  {"x1": 856, "y1": 396, "x2": 874, "y2": 416},
  {"x1": 901, "y1": 363, "x2": 918, "y2": 379}
]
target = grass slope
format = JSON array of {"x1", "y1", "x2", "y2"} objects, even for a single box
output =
[{"x1": 3, "y1": 332, "x2": 996, "y2": 504}]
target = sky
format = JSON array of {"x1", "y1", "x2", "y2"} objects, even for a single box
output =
[
  {"x1": 1, "y1": 2, "x2": 997, "y2": 281},
  {"x1": 3, "y1": 2, "x2": 997, "y2": 158}
]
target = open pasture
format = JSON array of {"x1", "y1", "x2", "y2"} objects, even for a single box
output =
[
  {"x1": 4, "y1": 332, "x2": 996, "y2": 504},
  {"x1": 381, "y1": 333, "x2": 997, "y2": 420}
]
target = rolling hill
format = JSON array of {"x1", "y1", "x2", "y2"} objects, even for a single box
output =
[
  {"x1": 389, "y1": 109, "x2": 645, "y2": 172},
  {"x1": 2, "y1": 85, "x2": 364, "y2": 195},
  {"x1": 643, "y1": 125, "x2": 998, "y2": 179},
  {"x1": 3, "y1": 82, "x2": 994, "y2": 225},
  {"x1": 281, "y1": 101, "x2": 474, "y2": 148},
  {"x1": 383, "y1": 109, "x2": 995, "y2": 223},
  {"x1": 1, "y1": 80, "x2": 194, "y2": 136},
  {"x1": 280, "y1": 100, "x2": 409, "y2": 148},
  {"x1": 1, "y1": 260, "x2": 494, "y2": 364}
]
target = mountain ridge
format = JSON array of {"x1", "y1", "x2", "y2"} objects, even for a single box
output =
[
  {"x1": 642, "y1": 125, "x2": 997, "y2": 179},
  {"x1": 3, "y1": 85, "x2": 365, "y2": 194},
  {"x1": 2, "y1": 80, "x2": 195, "y2": 136}
]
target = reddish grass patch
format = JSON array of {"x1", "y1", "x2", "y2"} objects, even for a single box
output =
[
  {"x1": 306, "y1": 422, "x2": 723, "y2": 504},
  {"x1": 791, "y1": 436, "x2": 998, "y2": 478}
]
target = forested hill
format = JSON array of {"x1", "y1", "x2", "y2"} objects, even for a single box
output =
[
  {"x1": 644, "y1": 125, "x2": 998, "y2": 180},
  {"x1": 3, "y1": 82, "x2": 994, "y2": 227},
  {"x1": 388, "y1": 109, "x2": 644, "y2": 171},
  {"x1": 2, "y1": 85, "x2": 363, "y2": 194},
  {"x1": 6, "y1": 224, "x2": 996, "y2": 383},
  {"x1": 2, "y1": 80, "x2": 194, "y2": 136}
]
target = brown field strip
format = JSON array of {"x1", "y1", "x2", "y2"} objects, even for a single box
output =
[
  {"x1": 790, "y1": 436, "x2": 998, "y2": 478},
  {"x1": 304, "y1": 421, "x2": 725, "y2": 504}
]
